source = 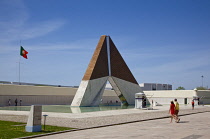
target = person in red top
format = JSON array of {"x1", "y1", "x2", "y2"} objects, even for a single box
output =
[
  {"x1": 169, "y1": 101, "x2": 176, "y2": 123},
  {"x1": 192, "y1": 100, "x2": 195, "y2": 110}
]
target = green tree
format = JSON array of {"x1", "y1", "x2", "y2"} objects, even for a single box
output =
[
  {"x1": 176, "y1": 86, "x2": 185, "y2": 90},
  {"x1": 196, "y1": 86, "x2": 207, "y2": 90}
]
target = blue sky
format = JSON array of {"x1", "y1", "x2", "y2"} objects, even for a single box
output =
[{"x1": 0, "y1": 0, "x2": 210, "y2": 90}]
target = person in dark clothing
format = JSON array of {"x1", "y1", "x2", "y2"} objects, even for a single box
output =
[
  {"x1": 15, "y1": 98, "x2": 18, "y2": 106},
  {"x1": 142, "y1": 96, "x2": 146, "y2": 108},
  {"x1": 8, "y1": 99, "x2": 11, "y2": 106},
  {"x1": 20, "y1": 99, "x2": 22, "y2": 106}
]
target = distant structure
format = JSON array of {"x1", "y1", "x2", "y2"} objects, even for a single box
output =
[
  {"x1": 1, "y1": 84, "x2": 210, "y2": 107},
  {"x1": 0, "y1": 81, "x2": 71, "y2": 88},
  {"x1": 139, "y1": 83, "x2": 172, "y2": 91},
  {"x1": 71, "y1": 35, "x2": 143, "y2": 106},
  {"x1": 105, "y1": 83, "x2": 172, "y2": 91}
]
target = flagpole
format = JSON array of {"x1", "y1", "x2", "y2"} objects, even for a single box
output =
[
  {"x1": 19, "y1": 40, "x2": 21, "y2": 85},
  {"x1": 19, "y1": 56, "x2": 21, "y2": 85}
]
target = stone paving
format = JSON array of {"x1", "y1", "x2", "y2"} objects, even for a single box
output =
[
  {"x1": 36, "y1": 111, "x2": 210, "y2": 139},
  {"x1": 0, "y1": 105, "x2": 209, "y2": 129},
  {"x1": 0, "y1": 105, "x2": 209, "y2": 138}
]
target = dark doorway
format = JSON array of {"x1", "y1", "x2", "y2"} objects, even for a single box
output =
[{"x1": 184, "y1": 98, "x2": 187, "y2": 104}]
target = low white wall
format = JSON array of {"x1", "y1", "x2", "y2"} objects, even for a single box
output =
[
  {"x1": 144, "y1": 90, "x2": 210, "y2": 105},
  {"x1": 144, "y1": 90, "x2": 195, "y2": 105}
]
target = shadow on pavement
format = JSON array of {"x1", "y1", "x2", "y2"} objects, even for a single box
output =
[{"x1": 178, "y1": 121, "x2": 189, "y2": 123}]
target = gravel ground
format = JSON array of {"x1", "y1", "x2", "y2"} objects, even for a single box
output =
[{"x1": 0, "y1": 105, "x2": 209, "y2": 129}]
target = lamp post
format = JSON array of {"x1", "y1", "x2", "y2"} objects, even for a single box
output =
[{"x1": 201, "y1": 75, "x2": 204, "y2": 87}]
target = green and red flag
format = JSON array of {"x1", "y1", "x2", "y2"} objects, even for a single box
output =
[{"x1": 20, "y1": 46, "x2": 28, "y2": 59}]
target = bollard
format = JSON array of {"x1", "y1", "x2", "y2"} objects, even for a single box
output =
[{"x1": 43, "y1": 114, "x2": 48, "y2": 130}]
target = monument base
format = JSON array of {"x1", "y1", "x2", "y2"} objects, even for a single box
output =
[{"x1": 25, "y1": 125, "x2": 42, "y2": 132}]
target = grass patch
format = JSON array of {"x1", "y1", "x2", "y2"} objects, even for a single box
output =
[{"x1": 0, "y1": 120, "x2": 74, "y2": 139}]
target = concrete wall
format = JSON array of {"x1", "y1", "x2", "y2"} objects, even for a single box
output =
[
  {"x1": 1, "y1": 84, "x2": 210, "y2": 106},
  {"x1": 195, "y1": 90, "x2": 210, "y2": 105},
  {"x1": 0, "y1": 84, "x2": 119, "y2": 106},
  {"x1": 0, "y1": 84, "x2": 77, "y2": 96}
]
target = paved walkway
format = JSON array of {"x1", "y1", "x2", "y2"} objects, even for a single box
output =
[
  {"x1": 36, "y1": 112, "x2": 210, "y2": 139},
  {"x1": 0, "y1": 105, "x2": 209, "y2": 138}
]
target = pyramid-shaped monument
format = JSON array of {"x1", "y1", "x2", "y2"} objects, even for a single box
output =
[{"x1": 71, "y1": 35, "x2": 143, "y2": 106}]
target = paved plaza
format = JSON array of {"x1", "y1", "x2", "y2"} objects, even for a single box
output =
[
  {"x1": 36, "y1": 112, "x2": 210, "y2": 139},
  {"x1": 0, "y1": 105, "x2": 210, "y2": 138}
]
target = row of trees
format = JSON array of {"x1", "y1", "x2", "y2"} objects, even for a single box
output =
[{"x1": 176, "y1": 86, "x2": 208, "y2": 90}]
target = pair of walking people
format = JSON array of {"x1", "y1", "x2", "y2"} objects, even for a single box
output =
[{"x1": 169, "y1": 99, "x2": 180, "y2": 123}]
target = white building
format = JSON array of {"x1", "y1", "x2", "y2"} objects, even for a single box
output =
[{"x1": 139, "y1": 83, "x2": 172, "y2": 91}]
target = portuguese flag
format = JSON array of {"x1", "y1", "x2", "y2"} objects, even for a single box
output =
[{"x1": 20, "y1": 46, "x2": 28, "y2": 59}]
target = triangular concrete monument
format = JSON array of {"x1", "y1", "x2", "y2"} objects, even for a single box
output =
[{"x1": 71, "y1": 35, "x2": 143, "y2": 106}]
